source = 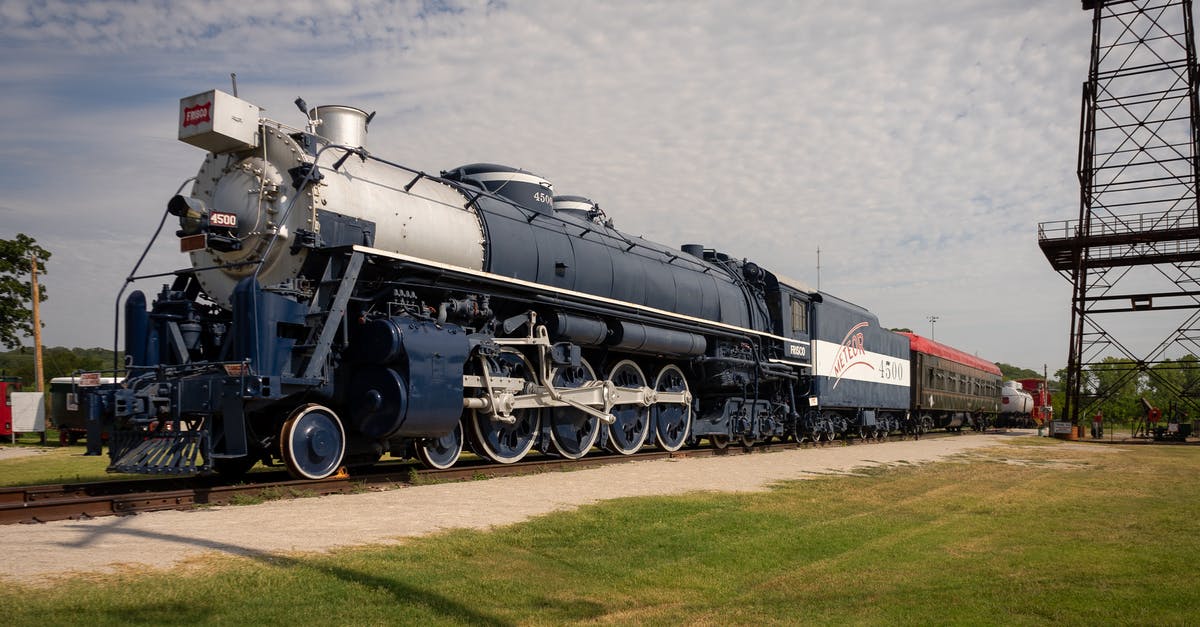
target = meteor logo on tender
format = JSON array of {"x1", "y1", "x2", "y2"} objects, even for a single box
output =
[{"x1": 831, "y1": 321, "x2": 873, "y2": 389}]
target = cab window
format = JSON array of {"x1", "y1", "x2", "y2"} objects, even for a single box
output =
[{"x1": 790, "y1": 297, "x2": 808, "y2": 335}]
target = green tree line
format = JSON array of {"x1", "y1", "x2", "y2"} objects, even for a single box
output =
[
  {"x1": 949, "y1": 358, "x2": 1197, "y2": 427},
  {"x1": 1047, "y1": 356, "x2": 1200, "y2": 425},
  {"x1": 0, "y1": 347, "x2": 120, "y2": 390}
]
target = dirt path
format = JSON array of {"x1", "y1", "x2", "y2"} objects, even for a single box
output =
[
  {"x1": 0, "y1": 432, "x2": 1029, "y2": 583},
  {"x1": 0, "y1": 446, "x2": 50, "y2": 461}
]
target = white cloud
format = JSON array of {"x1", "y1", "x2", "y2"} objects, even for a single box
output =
[{"x1": 0, "y1": 0, "x2": 1120, "y2": 371}]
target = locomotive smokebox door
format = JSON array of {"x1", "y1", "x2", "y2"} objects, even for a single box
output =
[{"x1": 178, "y1": 89, "x2": 260, "y2": 154}]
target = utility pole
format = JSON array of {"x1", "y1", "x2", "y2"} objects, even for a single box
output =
[
  {"x1": 1044, "y1": 363, "x2": 1051, "y2": 420},
  {"x1": 927, "y1": 315, "x2": 939, "y2": 341},
  {"x1": 816, "y1": 246, "x2": 821, "y2": 292},
  {"x1": 30, "y1": 253, "x2": 43, "y2": 393}
]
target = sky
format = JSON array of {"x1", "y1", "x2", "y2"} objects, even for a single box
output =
[{"x1": 0, "y1": 0, "x2": 1124, "y2": 374}]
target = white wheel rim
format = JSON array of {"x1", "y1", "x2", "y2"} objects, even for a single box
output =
[
  {"x1": 470, "y1": 350, "x2": 539, "y2": 464},
  {"x1": 606, "y1": 359, "x2": 650, "y2": 455},
  {"x1": 653, "y1": 364, "x2": 691, "y2": 452},
  {"x1": 281, "y1": 404, "x2": 346, "y2": 480},
  {"x1": 549, "y1": 359, "x2": 601, "y2": 459}
]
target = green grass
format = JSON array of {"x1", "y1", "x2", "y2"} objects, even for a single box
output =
[
  {"x1": 6, "y1": 429, "x2": 62, "y2": 446},
  {"x1": 0, "y1": 445, "x2": 117, "y2": 486},
  {"x1": 3, "y1": 438, "x2": 1198, "y2": 625},
  {"x1": 0, "y1": 438, "x2": 277, "y2": 487}
]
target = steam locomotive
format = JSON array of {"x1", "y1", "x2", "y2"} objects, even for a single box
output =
[{"x1": 85, "y1": 90, "x2": 1000, "y2": 480}]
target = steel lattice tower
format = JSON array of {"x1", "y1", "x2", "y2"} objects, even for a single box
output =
[{"x1": 1039, "y1": 0, "x2": 1200, "y2": 423}]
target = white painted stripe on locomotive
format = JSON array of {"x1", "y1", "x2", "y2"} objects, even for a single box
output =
[
  {"x1": 811, "y1": 339, "x2": 910, "y2": 388},
  {"x1": 351, "y1": 244, "x2": 814, "y2": 355},
  {"x1": 464, "y1": 171, "x2": 553, "y2": 188}
]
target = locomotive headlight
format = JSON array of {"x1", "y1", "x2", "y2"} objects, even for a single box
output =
[{"x1": 167, "y1": 195, "x2": 209, "y2": 236}]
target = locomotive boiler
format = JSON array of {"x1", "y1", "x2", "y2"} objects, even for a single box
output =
[{"x1": 95, "y1": 89, "x2": 838, "y2": 479}]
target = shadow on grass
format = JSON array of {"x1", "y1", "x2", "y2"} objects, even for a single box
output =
[{"x1": 61, "y1": 516, "x2": 516, "y2": 626}]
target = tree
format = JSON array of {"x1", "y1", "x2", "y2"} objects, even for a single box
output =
[
  {"x1": 1145, "y1": 355, "x2": 1200, "y2": 420},
  {"x1": 1052, "y1": 366, "x2": 1068, "y2": 420},
  {"x1": 996, "y1": 362, "x2": 1041, "y2": 380},
  {"x1": 0, "y1": 346, "x2": 119, "y2": 387},
  {"x1": 0, "y1": 234, "x2": 51, "y2": 350},
  {"x1": 1083, "y1": 357, "x2": 1143, "y2": 424}
]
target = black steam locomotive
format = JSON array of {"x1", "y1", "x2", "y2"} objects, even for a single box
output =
[{"x1": 85, "y1": 89, "x2": 997, "y2": 480}]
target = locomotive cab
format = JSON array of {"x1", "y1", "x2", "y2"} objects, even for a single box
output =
[{"x1": 768, "y1": 274, "x2": 814, "y2": 364}]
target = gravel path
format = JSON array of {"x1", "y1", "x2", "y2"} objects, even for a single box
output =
[
  {"x1": 0, "y1": 432, "x2": 1027, "y2": 583},
  {"x1": 0, "y1": 446, "x2": 51, "y2": 461}
]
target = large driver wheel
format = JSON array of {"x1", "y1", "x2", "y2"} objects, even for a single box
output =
[
  {"x1": 652, "y1": 364, "x2": 692, "y2": 452},
  {"x1": 468, "y1": 349, "x2": 541, "y2": 464},
  {"x1": 605, "y1": 360, "x2": 651, "y2": 455},
  {"x1": 548, "y1": 359, "x2": 602, "y2": 459},
  {"x1": 280, "y1": 404, "x2": 346, "y2": 480}
]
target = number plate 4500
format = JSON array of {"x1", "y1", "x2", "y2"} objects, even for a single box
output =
[{"x1": 210, "y1": 212, "x2": 238, "y2": 228}]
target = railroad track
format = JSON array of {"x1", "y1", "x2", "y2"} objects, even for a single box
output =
[{"x1": 0, "y1": 430, "x2": 972, "y2": 525}]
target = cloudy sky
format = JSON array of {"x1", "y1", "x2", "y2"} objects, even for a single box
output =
[{"x1": 0, "y1": 1, "x2": 1116, "y2": 373}]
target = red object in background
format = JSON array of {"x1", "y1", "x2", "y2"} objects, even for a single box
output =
[
  {"x1": 1017, "y1": 377, "x2": 1054, "y2": 426},
  {"x1": 0, "y1": 377, "x2": 20, "y2": 437},
  {"x1": 898, "y1": 332, "x2": 1003, "y2": 376}
]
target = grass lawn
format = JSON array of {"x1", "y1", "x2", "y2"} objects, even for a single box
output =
[
  {"x1": 2, "y1": 437, "x2": 1197, "y2": 625},
  {"x1": 0, "y1": 441, "x2": 116, "y2": 487}
]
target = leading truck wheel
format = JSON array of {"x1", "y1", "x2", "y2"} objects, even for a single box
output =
[
  {"x1": 416, "y1": 421, "x2": 464, "y2": 470},
  {"x1": 280, "y1": 404, "x2": 346, "y2": 480}
]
